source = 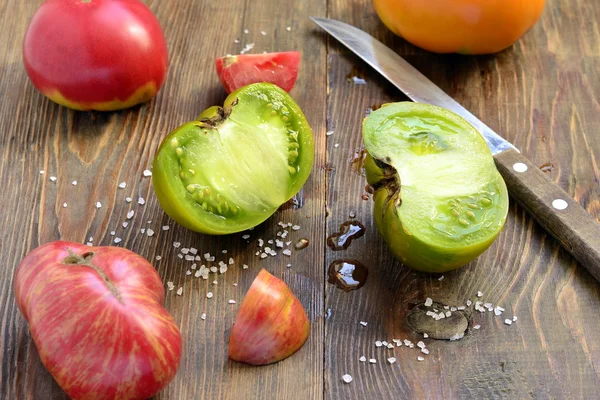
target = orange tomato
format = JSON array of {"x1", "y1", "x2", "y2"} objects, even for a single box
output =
[{"x1": 373, "y1": 0, "x2": 546, "y2": 54}]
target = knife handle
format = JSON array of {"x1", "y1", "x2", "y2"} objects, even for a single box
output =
[{"x1": 493, "y1": 148, "x2": 600, "y2": 282}]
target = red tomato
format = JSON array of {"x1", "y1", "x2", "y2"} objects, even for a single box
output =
[
  {"x1": 228, "y1": 269, "x2": 310, "y2": 365},
  {"x1": 23, "y1": 0, "x2": 168, "y2": 111},
  {"x1": 373, "y1": 0, "x2": 546, "y2": 54},
  {"x1": 14, "y1": 241, "x2": 182, "y2": 400},
  {"x1": 216, "y1": 51, "x2": 300, "y2": 93}
]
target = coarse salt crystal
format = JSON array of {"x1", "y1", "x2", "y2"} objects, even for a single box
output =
[
  {"x1": 504, "y1": 319, "x2": 513, "y2": 325},
  {"x1": 201, "y1": 313, "x2": 206, "y2": 320},
  {"x1": 423, "y1": 333, "x2": 429, "y2": 338},
  {"x1": 243, "y1": 264, "x2": 249, "y2": 269},
  {"x1": 229, "y1": 257, "x2": 234, "y2": 265},
  {"x1": 125, "y1": 197, "x2": 132, "y2": 203},
  {"x1": 258, "y1": 239, "x2": 264, "y2": 247},
  {"x1": 477, "y1": 291, "x2": 483, "y2": 298},
  {"x1": 156, "y1": 256, "x2": 162, "y2": 261},
  {"x1": 473, "y1": 324, "x2": 481, "y2": 330},
  {"x1": 369, "y1": 359, "x2": 376, "y2": 364},
  {"x1": 177, "y1": 254, "x2": 183, "y2": 259},
  {"x1": 424, "y1": 298, "x2": 433, "y2": 307},
  {"x1": 176, "y1": 287, "x2": 183, "y2": 296},
  {"x1": 186, "y1": 270, "x2": 191, "y2": 276},
  {"x1": 466, "y1": 300, "x2": 472, "y2": 306},
  {"x1": 352, "y1": 77, "x2": 367, "y2": 84},
  {"x1": 375, "y1": 341, "x2": 382, "y2": 347},
  {"x1": 162, "y1": 225, "x2": 169, "y2": 231},
  {"x1": 386, "y1": 343, "x2": 394, "y2": 349},
  {"x1": 342, "y1": 374, "x2": 352, "y2": 383},
  {"x1": 359, "y1": 321, "x2": 368, "y2": 326},
  {"x1": 206, "y1": 292, "x2": 213, "y2": 299},
  {"x1": 138, "y1": 197, "x2": 145, "y2": 205},
  {"x1": 114, "y1": 238, "x2": 122, "y2": 244},
  {"x1": 292, "y1": 225, "x2": 300, "y2": 231},
  {"x1": 512, "y1": 316, "x2": 518, "y2": 322},
  {"x1": 243, "y1": 29, "x2": 249, "y2": 34},
  {"x1": 359, "y1": 356, "x2": 366, "y2": 362},
  {"x1": 189, "y1": 248, "x2": 198, "y2": 255},
  {"x1": 260, "y1": 253, "x2": 268, "y2": 259},
  {"x1": 326, "y1": 130, "x2": 334, "y2": 136},
  {"x1": 334, "y1": 143, "x2": 340, "y2": 148},
  {"x1": 417, "y1": 356, "x2": 425, "y2": 362},
  {"x1": 96, "y1": 202, "x2": 102, "y2": 209},
  {"x1": 228, "y1": 300, "x2": 236, "y2": 304},
  {"x1": 421, "y1": 348, "x2": 430, "y2": 355},
  {"x1": 286, "y1": 26, "x2": 291, "y2": 31},
  {"x1": 146, "y1": 229, "x2": 154, "y2": 237},
  {"x1": 122, "y1": 222, "x2": 128, "y2": 228},
  {"x1": 242, "y1": 234, "x2": 250, "y2": 240},
  {"x1": 445, "y1": 311, "x2": 452, "y2": 317},
  {"x1": 50, "y1": 176, "x2": 57, "y2": 182},
  {"x1": 222, "y1": 250, "x2": 228, "y2": 254},
  {"x1": 110, "y1": 231, "x2": 116, "y2": 236},
  {"x1": 438, "y1": 275, "x2": 445, "y2": 281},
  {"x1": 143, "y1": 169, "x2": 152, "y2": 177},
  {"x1": 72, "y1": 180, "x2": 77, "y2": 186},
  {"x1": 173, "y1": 242, "x2": 181, "y2": 248},
  {"x1": 63, "y1": 203, "x2": 68, "y2": 208},
  {"x1": 282, "y1": 249, "x2": 292, "y2": 256},
  {"x1": 127, "y1": 210, "x2": 134, "y2": 219},
  {"x1": 39, "y1": 170, "x2": 44, "y2": 174},
  {"x1": 219, "y1": 265, "x2": 227, "y2": 274},
  {"x1": 417, "y1": 341, "x2": 425, "y2": 349},
  {"x1": 210, "y1": 267, "x2": 217, "y2": 273},
  {"x1": 260, "y1": 30, "x2": 266, "y2": 36},
  {"x1": 382, "y1": 341, "x2": 388, "y2": 346},
  {"x1": 388, "y1": 357, "x2": 397, "y2": 364},
  {"x1": 119, "y1": 182, "x2": 127, "y2": 189}
]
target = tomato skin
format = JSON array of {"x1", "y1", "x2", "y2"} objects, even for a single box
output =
[
  {"x1": 373, "y1": 0, "x2": 546, "y2": 54},
  {"x1": 23, "y1": 0, "x2": 168, "y2": 111},
  {"x1": 216, "y1": 51, "x2": 300, "y2": 93}
]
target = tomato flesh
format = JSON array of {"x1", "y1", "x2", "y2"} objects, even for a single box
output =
[
  {"x1": 363, "y1": 102, "x2": 509, "y2": 272},
  {"x1": 23, "y1": 0, "x2": 168, "y2": 111},
  {"x1": 152, "y1": 83, "x2": 314, "y2": 235},
  {"x1": 216, "y1": 51, "x2": 300, "y2": 93}
]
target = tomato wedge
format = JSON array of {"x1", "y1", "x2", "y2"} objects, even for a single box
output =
[{"x1": 216, "y1": 51, "x2": 300, "y2": 93}]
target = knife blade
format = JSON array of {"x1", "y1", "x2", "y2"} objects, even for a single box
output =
[{"x1": 311, "y1": 17, "x2": 600, "y2": 282}]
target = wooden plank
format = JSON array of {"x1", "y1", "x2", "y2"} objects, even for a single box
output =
[
  {"x1": 0, "y1": 0, "x2": 326, "y2": 399},
  {"x1": 324, "y1": 0, "x2": 600, "y2": 398}
]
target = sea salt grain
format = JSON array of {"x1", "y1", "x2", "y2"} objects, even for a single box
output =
[
  {"x1": 176, "y1": 287, "x2": 183, "y2": 296},
  {"x1": 138, "y1": 197, "x2": 145, "y2": 205},
  {"x1": 119, "y1": 182, "x2": 127, "y2": 189},
  {"x1": 388, "y1": 357, "x2": 397, "y2": 364},
  {"x1": 127, "y1": 210, "x2": 134, "y2": 219},
  {"x1": 477, "y1": 291, "x2": 483, "y2": 298},
  {"x1": 504, "y1": 319, "x2": 513, "y2": 325},
  {"x1": 143, "y1": 169, "x2": 152, "y2": 177},
  {"x1": 126, "y1": 197, "x2": 132, "y2": 203},
  {"x1": 359, "y1": 356, "x2": 366, "y2": 362},
  {"x1": 438, "y1": 275, "x2": 445, "y2": 281},
  {"x1": 425, "y1": 297, "x2": 433, "y2": 307},
  {"x1": 369, "y1": 359, "x2": 376, "y2": 364},
  {"x1": 72, "y1": 180, "x2": 77, "y2": 186},
  {"x1": 162, "y1": 225, "x2": 169, "y2": 231},
  {"x1": 473, "y1": 324, "x2": 481, "y2": 330},
  {"x1": 242, "y1": 234, "x2": 250, "y2": 240},
  {"x1": 96, "y1": 202, "x2": 102, "y2": 209},
  {"x1": 282, "y1": 249, "x2": 292, "y2": 256},
  {"x1": 360, "y1": 321, "x2": 368, "y2": 326},
  {"x1": 201, "y1": 313, "x2": 206, "y2": 320},
  {"x1": 342, "y1": 374, "x2": 353, "y2": 383},
  {"x1": 417, "y1": 356, "x2": 425, "y2": 362},
  {"x1": 207, "y1": 292, "x2": 213, "y2": 299},
  {"x1": 146, "y1": 229, "x2": 154, "y2": 237},
  {"x1": 156, "y1": 256, "x2": 162, "y2": 261},
  {"x1": 286, "y1": 26, "x2": 291, "y2": 31},
  {"x1": 49, "y1": 176, "x2": 57, "y2": 182},
  {"x1": 63, "y1": 203, "x2": 68, "y2": 208},
  {"x1": 114, "y1": 238, "x2": 122, "y2": 244},
  {"x1": 375, "y1": 341, "x2": 383, "y2": 347},
  {"x1": 228, "y1": 300, "x2": 236, "y2": 304}
]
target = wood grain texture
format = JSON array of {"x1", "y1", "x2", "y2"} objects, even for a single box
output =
[
  {"x1": 324, "y1": 0, "x2": 600, "y2": 399},
  {"x1": 0, "y1": 0, "x2": 326, "y2": 399},
  {"x1": 495, "y1": 148, "x2": 600, "y2": 282},
  {"x1": 2, "y1": 0, "x2": 600, "y2": 399}
]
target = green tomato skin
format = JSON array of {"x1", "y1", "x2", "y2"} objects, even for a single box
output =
[
  {"x1": 363, "y1": 102, "x2": 509, "y2": 273},
  {"x1": 152, "y1": 83, "x2": 314, "y2": 235}
]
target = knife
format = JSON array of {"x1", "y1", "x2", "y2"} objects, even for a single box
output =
[{"x1": 311, "y1": 17, "x2": 600, "y2": 282}]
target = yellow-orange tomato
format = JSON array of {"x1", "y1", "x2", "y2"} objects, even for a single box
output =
[{"x1": 373, "y1": 0, "x2": 546, "y2": 54}]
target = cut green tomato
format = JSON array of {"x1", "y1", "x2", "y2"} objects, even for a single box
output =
[
  {"x1": 363, "y1": 102, "x2": 509, "y2": 272},
  {"x1": 152, "y1": 83, "x2": 314, "y2": 234}
]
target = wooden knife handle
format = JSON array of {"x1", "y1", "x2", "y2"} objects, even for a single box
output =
[{"x1": 494, "y1": 148, "x2": 600, "y2": 282}]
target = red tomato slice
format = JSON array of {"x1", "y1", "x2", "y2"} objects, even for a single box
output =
[{"x1": 215, "y1": 51, "x2": 300, "y2": 93}]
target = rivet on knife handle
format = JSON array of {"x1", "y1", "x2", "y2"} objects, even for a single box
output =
[{"x1": 494, "y1": 148, "x2": 600, "y2": 281}]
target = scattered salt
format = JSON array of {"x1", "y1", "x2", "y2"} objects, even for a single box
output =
[
  {"x1": 96, "y1": 202, "x2": 102, "y2": 209},
  {"x1": 176, "y1": 287, "x2": 183, "y2": 296},
  {"x1": 207, "y1": 292, "x2": 213, "y2": 299},
  {"x1": 359, "y1": 321, "x2": 368, "y2": 326},
  {"x1": 143, "y1": 169, "x2": 152, "y2": 177},
  {"x1": 118, "y1": 182, "x2": 127, "y2": 189},
  {"x1": 342, "y1": 374, "x2": 353, "y2": 383},
  {"x1": 424, "y1": 298, "x2": 433, "y2": 307},
  {"x1": 228, "y1": 300, "x2": 236, "y2": 304},
  {"x1": 138, "y1": 197, "x2": 145, "y2": 205}
]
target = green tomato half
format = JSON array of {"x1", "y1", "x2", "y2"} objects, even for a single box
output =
[
  {"x1": 152, "y1": 83, "x2": 314, "y2": 235},
  {"x1": 363, "y1": 102, "x2": 509, "y2": 273}
]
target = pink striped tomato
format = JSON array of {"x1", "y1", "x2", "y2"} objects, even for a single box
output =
[{"x1": 14, "y1": 241, "x2": 181, "y2": 400}]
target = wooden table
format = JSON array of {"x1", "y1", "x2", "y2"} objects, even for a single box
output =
[{"x1": 2, "y1": 0, "x2": 600, "y2": 399}]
